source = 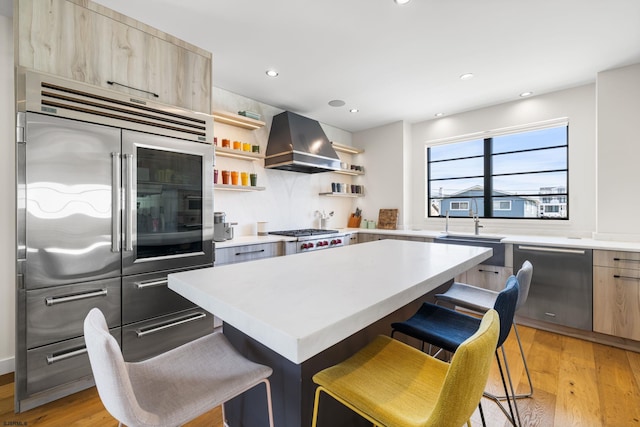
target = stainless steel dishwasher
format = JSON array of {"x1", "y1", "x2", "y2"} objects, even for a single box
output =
[{"x1": 514, "y1": 244, "x2": 593, "y2": 330}]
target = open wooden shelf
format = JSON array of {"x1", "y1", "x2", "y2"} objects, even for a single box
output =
[
  {"x1": 333, "y1": 168, "x2": 364, "y2": 176},
  {"x1": 319, "y1": 192, "x2": 364, "y2": 198},
  {"x1": 215, "y1": 146, "x2": 264, "y2": 161},
  {"x1": 215, "y1": 184, "x2": 265, "y2": 192},
  {"x1": 212, "y1": 110, "x2": 266, "y2": 130},
  {"x1": 332, "y1": 141, "x2": 364, "y2": 154}
]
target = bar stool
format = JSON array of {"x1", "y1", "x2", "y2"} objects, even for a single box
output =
[
  {"x1": 84, "y1": 308, "x2": 275, "y2": 427},
  {"x1": 391, "y1": 276, "x2": 522, "y2": 426},
  {"x1": 435, "y1": 260, "x2": 534, "y2": 399},
  {"x1": 312, "y1": 310, "x2": 500, "y2": 427}
]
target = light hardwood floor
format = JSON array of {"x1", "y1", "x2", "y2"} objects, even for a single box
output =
[{"x1": 1, "y1": 325, "x2": 639, "y2": 426}]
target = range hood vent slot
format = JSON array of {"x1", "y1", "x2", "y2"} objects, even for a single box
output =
[
  {"x1": 265, "y1": 111, "x2": 340, "y2": 174},
  {"x1": 20, "y1": 70, "x2": 213, "y2": 143}
]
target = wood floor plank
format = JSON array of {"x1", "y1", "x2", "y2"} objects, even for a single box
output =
[
  {"x1": 554, "y1": 335, "x2": 601, "y2": 426},
  {"x1": 627, "y1": 349, "x2": 640, "y2": 396},
  {"x1": 594, "y1": 343, "x2": 640, "y2": 426}
]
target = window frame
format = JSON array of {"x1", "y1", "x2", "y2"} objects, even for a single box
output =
[{"x1": 426, "y1": 119, "x2": 569, "y2": 220}]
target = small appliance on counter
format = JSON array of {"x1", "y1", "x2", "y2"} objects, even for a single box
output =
[{"x1": 214, "y1": 212, "x2": 236, "y2": 241}]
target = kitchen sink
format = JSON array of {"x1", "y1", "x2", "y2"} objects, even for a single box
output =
[{"x1": 433, "y1": 234, "x2": 505, "y2": 266}]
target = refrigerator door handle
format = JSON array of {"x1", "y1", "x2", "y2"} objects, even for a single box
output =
[
  {"x1": 124, "y1": 153, "x2": 134, "y2": 251},
  {"x1": 111, "y1": 152, "x2": 122, "y2": 252}
]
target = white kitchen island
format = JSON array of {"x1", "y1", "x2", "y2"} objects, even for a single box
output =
[{"x1": 169, "y1": 239, "x2": 491, "y2": 427}]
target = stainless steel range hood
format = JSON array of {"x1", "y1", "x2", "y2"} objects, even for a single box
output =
[{"x1": 265, "y1": 111, "x2": 340, "y2": 173}]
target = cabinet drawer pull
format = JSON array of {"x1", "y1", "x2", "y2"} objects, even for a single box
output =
[
  {"x1": 46, "y1": 347, "x2": 87, "y2": 365},
  {"x1": 136, "y1": 312, "x2": 207, "y2": 338},
  {"x1": 45, "y1": 289, "x2": 108, "y2": 306},
  {"x1": 613, "y1": 274, "x2": 640, "y2": 281},
  {"x1": 235, "y1": 249, "x2": 265, "y2": 256},
  {"x1": 613, "y1": 257, "x2": 640, "y2": 263},
  {"x1": 478, "y1": 269, "x2": 499, "y2": 275},
  {"x1": 544, "y1": 312, "x2": 556, "y2": 317},
  {"x1": 106, "y1": 80, "x2": 159, "y2": 98},
  {"x1": 134, "y1": 279, "x2": 168, "y2": 289},
  {"x1": 518, "y1": 245, "x2": 585, "y2": 255}
]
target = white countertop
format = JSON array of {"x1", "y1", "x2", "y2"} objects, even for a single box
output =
[
  {"x1": 169, "y1": 240, "x2": 491, "y2": 364},
  {"x1": 216, "y1": 228, "x2": 640, "y2": 252}
]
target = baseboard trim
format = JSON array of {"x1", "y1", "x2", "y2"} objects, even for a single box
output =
[{"x1": 0, "y1": 356, "x2": 14, "y2": 376}]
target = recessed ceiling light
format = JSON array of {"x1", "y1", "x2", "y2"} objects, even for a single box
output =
[
  {"x1": 434, "y1": 112, "x2": 444, "y2": 117},
  {"x1": 394, "y1": 0, "x2": 411, "y2": 4},
  {"x1": 459, "y1": 73, "x2": 474, "y2": 80},
  {"x1": 520, "y1": 91, "x2": 533, "y2": 97},
  {"x1": 328, "y1": 99, "x2": 346, "y2": 107},
  {"x1": 265, "y1": 69, "x2": 279, "y2": 77},
  {"x1": 349, "y1": 108, "x2": 359, "y2": 113}
]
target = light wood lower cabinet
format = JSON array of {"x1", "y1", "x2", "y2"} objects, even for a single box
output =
[
  {"x1": 593, "y1": 250, "x2": 640, "y2": 341},
  {"x1": 454, "y1": 265, "x2": 513, "y2": 292},
  {"x1": 215, "y1": 242, "x2": 282, "y2": 266},
  {"x1": 16, "y1": 0, "x2": 212, "y2": 113}
]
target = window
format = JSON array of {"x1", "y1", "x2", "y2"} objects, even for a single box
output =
[
  {"x1": 493, "y1": 200, "x2": 512, "y2": 211},
  {"x1": 450, "y1": 201, "x2": 469, "y2": 210},
  {"x1": 426, "y1": 121, "x2": 568, "y2": 219}
]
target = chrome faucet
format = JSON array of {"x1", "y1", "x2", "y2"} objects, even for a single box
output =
[{"x1": 471, "y1": 199, "x2": 483, "y2": 235}]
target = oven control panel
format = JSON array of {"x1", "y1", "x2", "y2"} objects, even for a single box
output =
[{"x1": 299, "y1": 237, "x2": 345, "y2": 252}]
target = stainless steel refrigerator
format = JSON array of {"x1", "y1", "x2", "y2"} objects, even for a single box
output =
[{"x1": 15, "y1": 70, "x2": 215, "y2": 411}]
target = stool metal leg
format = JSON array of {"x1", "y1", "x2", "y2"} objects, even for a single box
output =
[
  {"x1": 485, "y1": 321, "x2": 533, "y2": 401},
  {"x1": 478, "y1": 402, "x2": 487, "y2": 427},
  {"x1": 484, "y1": 347, "x2": 522, "y2": 426}
]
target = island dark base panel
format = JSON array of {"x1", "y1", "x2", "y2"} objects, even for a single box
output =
[{"x1": 223, "y1": 280, "x2": 452, "y2": 427}]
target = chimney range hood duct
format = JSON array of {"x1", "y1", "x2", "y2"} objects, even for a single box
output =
[{"x1": 265, "y1": 111, "x2": 341, "y2": 173}]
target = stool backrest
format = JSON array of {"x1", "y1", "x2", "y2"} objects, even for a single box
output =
[
  {"x1": 515, "y1": 260, "x2": 533, "y2": 310},
  {"x1": 493, "y1": 276, "x2": 520, "y2": 347},
  {"x1": 84, "y1": 308, "x2": 158, "y2": 426},
  {"x1": 429, "y1": 309, "x2": 500, "y2": 427}
]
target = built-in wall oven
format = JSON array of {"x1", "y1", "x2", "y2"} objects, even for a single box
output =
[{"x1": 15, "y1": 70, "x2": 214, "y2": 411}]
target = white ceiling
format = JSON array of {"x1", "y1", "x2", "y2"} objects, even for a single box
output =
[{"x1": 78, "y1": 1, "x2": 640, "y2": 131}]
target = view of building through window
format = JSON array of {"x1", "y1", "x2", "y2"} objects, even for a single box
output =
[{"x1": 426, "y1": 124, "x2": 568, "y2": 219}]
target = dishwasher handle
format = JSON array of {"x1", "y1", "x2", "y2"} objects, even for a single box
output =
[{"x1": 517, "y1": 245, "x2": 586, "y2": 255}]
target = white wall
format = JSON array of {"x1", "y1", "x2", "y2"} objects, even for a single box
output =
[
  {"x1": 596, "y1": 63, "x2": 640, "y2": 241},
  {"x1": 353, "y1": 121, "x2": 405, "y2": 227},
  {"x1": 0, "y1": 14, "x2": 15, "y2": 375},
  {"x1": 213, "y1": 88, "x2": 357, "y2": 234},
  {"x1": 409, "y1": 84, "x2": 597, "y2": 237}
]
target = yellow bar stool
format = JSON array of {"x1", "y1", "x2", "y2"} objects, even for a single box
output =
[{"x1": 311, "y1": 310, "x2": 499, "y2": 427}]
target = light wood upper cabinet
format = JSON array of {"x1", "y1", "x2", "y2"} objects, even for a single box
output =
[
  {"x1": 593, "y1": 250, "x2": 640, "y2": 341},
  {"x1": 16, "y1": 0, "x2": 212, "y2": 113}
]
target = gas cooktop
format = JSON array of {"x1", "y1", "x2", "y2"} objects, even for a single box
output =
[{"x1": 268, "y1": 229, "x2": 339, "y2": 237}]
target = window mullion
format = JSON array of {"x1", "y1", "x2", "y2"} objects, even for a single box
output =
[{"x1": 484, "y1": 138, "x2": 492, "y2": 217}]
